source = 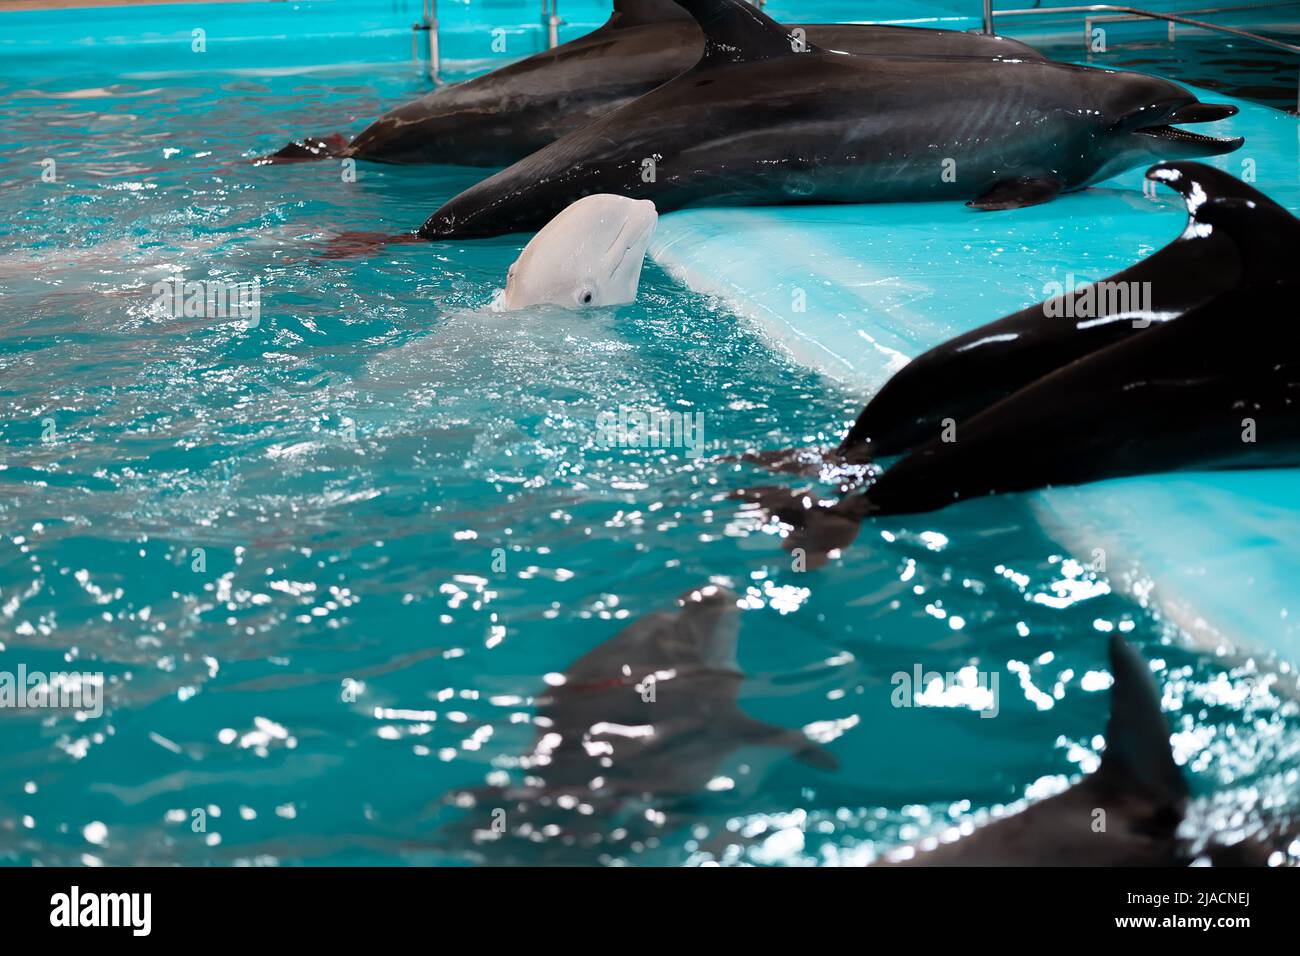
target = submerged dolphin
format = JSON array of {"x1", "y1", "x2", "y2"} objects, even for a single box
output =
[
  {"x1": 417, "y1": 0, "x2": 1241, "y2": 239},
  {"x1": 261, "y1": 0, "x2": 1044, "y2": 167},
  {"x1": 441, "y1": 586, "x2": 836, "y2": 860},
  {"x1": 888, "y1": 635, "x2": 1190, "y2": 866},
  {"x1": 500, "y1": 194, "x2": 657, "y2": 310}
]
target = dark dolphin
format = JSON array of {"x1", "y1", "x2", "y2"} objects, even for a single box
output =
[
  {"x1": 740, "y1": 163, "x2": 1299, "y2": 559},
  {"x1": 839, "y1": 167, "x2": 1300, "y2": 519},
  {"x1": 261, "y1": 0, "x2": 1043, "y2": 168},
  {"x1": 416, "y1": 0, "x2": 1241, "y2": 240},
  {"x1": 440, "y1": 585, "x2": 836, "y2": 861},
  {"x1": 838, "y1": 161, "x2": 1295, "y2": 464},
  {"x1": 852, "y1": 286, "x2": 1299, "y2": 518},
  {"x1": 888, "y1": 635, "x2": 1191, "y2": 866}
]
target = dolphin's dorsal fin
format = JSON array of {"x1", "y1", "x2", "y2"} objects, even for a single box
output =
[
  {"x1": 611, "y1": 0, "x2": 694, "y2": 27},
  {"x1": 1096, "y1": 636, "x2": 1188, "y2": 805},
  {"x1": 1148, "y1": 161, "x2": 1298, "y2": 280},
  {"x1": 673, "y1": 0, "x2": 823, "y2": 65}
]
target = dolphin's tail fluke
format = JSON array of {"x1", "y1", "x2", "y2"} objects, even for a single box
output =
[
  {"x1": 254, "y1": 133, "x2": 352, "y2": 166},
  {"x1": 1095, "y1": 635, "x2": 1189, "y2": 808}
]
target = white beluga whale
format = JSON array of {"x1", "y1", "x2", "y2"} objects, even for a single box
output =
[{"x1": 500, "y1": 194, "x2": 657, "y2": 311}]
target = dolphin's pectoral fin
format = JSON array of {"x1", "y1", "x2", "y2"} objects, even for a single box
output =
[
  {"x1": 967, "y1": 177, "x2": 1063, "y2": 211},
  {"x1": 789, "y1": 737, "x2": 840, "y2": 772},
  {"x1": 730, "y1": 715, "x2": 840, "y2": 772}
]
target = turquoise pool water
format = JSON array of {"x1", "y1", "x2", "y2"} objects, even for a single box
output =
[{"x1": 1, "y1": 1, "x2": 1298, "y2": 866}]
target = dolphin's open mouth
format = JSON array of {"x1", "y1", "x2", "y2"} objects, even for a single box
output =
[
  {"x1": 1128, "y1": 101, "x2": 1243, "y2": 155},
  {"x1": 1134, "y1": 124, "x2": 1244, "y2": 152}
]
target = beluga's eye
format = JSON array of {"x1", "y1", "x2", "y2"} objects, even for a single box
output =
[{"x1": 578, "y1": 289, "x2": 593, "y2": 305}]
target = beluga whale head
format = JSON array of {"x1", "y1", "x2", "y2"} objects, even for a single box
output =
[{"x1": 501, "y1": 194, "x2": 658, "y2": 310}]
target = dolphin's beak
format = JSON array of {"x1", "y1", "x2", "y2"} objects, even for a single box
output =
[
  {"x1": 1127, "y1": 100, "x2": 1244, "y2": 157},
  {"x1": 1166, "y1": 102, "x2": 1238, "y2": 124}
]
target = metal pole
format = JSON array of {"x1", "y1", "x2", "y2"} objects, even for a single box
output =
[
  {"x1": 427, "y1": 0, "x2": 440, "y2": 81},
  {"x1": 411, "y1": 0, "x2": 440, "y2": 82},
  {"x1": 547, "y1": 0, "x2": 562, "y2": 49},
  {"x1": 983, "y1": 0, "x2": 994, "y2": 33}
]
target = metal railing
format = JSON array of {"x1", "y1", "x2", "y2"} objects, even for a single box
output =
[
  {"x1": 542, "y1": 0, "x2": 565, "y2": 48},
  {"x1": 414, "y1": 0, "x2": 566, "y2": 82},
  {"x1": 988, "y1": 1, "x2": 1300, "y2": 108},
  {"x1": 412, "y1": 0, "x2": 441, "y2": 81},
  {"x1": 990, "y1": 1, "x2": 1300, "y2": 55}
]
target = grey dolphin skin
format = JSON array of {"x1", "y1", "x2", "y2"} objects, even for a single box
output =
[
  {"x1": 441, "y1": 585, "x2": 835, "y2": 860},
  {"x1": 417, "y1": 0, "x2": 1241, "y2": 239},
  {"x1": 261, "y1": 0, "x2": 1043, "y2": 168},
  {"x1": 888, "y1": 635, "x2": 1190, "y2": 866}
]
